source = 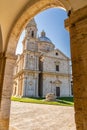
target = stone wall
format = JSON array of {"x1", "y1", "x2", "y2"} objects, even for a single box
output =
[
  {"x1": 22, "y1": 73, "x2": 38, "y2": 97},
  {"x1": 42, "y1": 74, "x2": 71, "y2": 97},
  {"x1": 43, "y1": 55, "x2": 70, "y2": 74}
]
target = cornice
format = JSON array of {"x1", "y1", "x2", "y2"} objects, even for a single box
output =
[
  {"x1": 42, "y1": 55, "x2": 70, "y2": 61},
  {"x1": 42, "y1": 71, "x2": 71, "y2": 77},
  {"x1": 14, "y1": 69, "x2": 40, "y2": 78}
]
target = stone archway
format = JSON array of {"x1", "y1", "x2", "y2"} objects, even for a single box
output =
[
  {"x1": 6, "y1": 0, "x2": 70, "y2": 55},
  {"x1": 0, "y1": 2, "x2": 70, "y2": 129},
  {"x1": 0, "y1": 0, "x2": 87, "y2": 130}
]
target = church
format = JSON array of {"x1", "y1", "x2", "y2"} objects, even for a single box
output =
[{"x1": 13, "y1": 18, "x2": 72, "y2": 98}]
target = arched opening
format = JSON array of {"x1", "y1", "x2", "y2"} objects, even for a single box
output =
[
  {"x1": 0, "y1": 1, "x2": 75, "y2": 130},
  {"x1": 9, "y1": 7, "x2": 75, "y2": 129},
  {"x1": 0, "y1": 1, "x2": 87, "y2": 130},
  {"x1": 6, "y1": 0, "x2": 71, "y2": 55},
  {"x1": 31, "y1": 31, "x2": 34, "y2": 38}
]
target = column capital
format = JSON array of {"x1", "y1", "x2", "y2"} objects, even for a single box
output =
[
  {"x1": 65, "y1": 5, "x2": 87, "y2": 30},
  {"x1": 5, "y1": 53, "x2": 17, "y2": 60},
  {"x1": 0, "y1": 52, "x2": 17, "y2": 60},
  {"x1": 70, "y1": 5, "x2": 87, "y2": 25}
]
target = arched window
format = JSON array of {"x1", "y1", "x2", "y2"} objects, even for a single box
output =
[
  {"x1": 56, "y1": 52, "x2": 58, "y2": 56},
  {"x1": 31, "y1": 31, "x2": 34, "y2": 37}
]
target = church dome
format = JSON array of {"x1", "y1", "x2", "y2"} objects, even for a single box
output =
[{"x1": 38, "y1": 30, "x2": 52, "y2": 43}]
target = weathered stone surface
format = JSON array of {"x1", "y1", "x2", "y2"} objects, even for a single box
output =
[
  {"x1": 45, "y1": 93, "x2": 56, "y2": 101},
  {"x1": 69, "y1": 6, "x2": 87, "y2": 130},
  {"x1": 0, "y1": 55, "x2": 16, "y2": 130},
  {"x1": 0, "y1": 118, "x2": 9, "y2": 130}
]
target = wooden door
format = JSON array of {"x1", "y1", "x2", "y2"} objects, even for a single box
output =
[{"x1": 56, "y1": 87, "x2": 60, "y2": 97}]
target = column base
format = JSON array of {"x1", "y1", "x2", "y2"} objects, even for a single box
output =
[{"x1": 0, "y1": 118, "x2": 9, "y2": 130}]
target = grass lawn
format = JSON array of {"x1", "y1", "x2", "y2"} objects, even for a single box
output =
[{"x1": 11, "y1": 96, "x2": 74, "y2": 106}]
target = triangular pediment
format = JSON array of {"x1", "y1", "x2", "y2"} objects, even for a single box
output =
[
  {"x1": 43, "y1": 49, "x2": 70, "y2": 60},
  {"x1": 53, "y1": 80, "x2": 62, "y2": 85}
]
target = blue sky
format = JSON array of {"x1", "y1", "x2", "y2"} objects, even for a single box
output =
[{"x1": 16, "y1": 8, "x2": 70, "y2": 57}]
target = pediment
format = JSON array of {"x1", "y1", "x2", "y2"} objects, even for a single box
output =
[{"x1": 53, "y1": 80, "x2": 62, "y2": 85}]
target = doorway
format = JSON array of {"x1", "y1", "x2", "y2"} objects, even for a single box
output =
[{"x1": 56, "y1": 87, "x2": 60, "y2": 97}]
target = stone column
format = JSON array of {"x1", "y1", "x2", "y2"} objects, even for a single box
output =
[
  {"x1": 0, "y1": 53, "x2": 16, "y2": 130},
  {"x1": 65, "y1": 5, "x2": 87, "y2": 130}
]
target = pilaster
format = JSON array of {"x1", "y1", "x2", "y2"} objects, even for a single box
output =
[{"x1": 22, "y1": 75, "x2": 27, "y2": 97}]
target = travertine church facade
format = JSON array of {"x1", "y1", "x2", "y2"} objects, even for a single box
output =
[{"x1": 13, "y1": 18, "x2": 72, "y2": 98}]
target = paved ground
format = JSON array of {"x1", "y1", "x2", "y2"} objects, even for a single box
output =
[{"x1": 9, "y1": 101, "x2": 76, "y2": 130}]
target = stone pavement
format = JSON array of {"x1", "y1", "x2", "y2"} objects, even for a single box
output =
[{"x1": 9, "y1": 101, "x2": 76, "y2": 130}]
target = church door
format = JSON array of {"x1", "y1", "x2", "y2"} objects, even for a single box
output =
[{"x1": 56, "y1": 87, "x2": 60, "y2": 97}]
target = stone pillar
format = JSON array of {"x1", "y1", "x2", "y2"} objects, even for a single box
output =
[
  {"x1": 65, "y1": 6, "x2": 87, "y2": 130},
  {"x1": 0, "y1": 53, "x2": 16, "y2": 130}
]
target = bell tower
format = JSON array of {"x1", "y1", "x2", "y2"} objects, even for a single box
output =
[
  {"x1": 21, "y1": 18, "x2": 40, "y2": 97},
  {"x1": 22, "y1": 18, "x2": 38, "y2": 52},
  {"x1": 25, "y1": 18, "x2": 38, "y2": 39}
]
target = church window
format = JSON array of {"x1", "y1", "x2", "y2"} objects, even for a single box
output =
[
  {"x1": 47, "y1": 46, "x2": 50, "y2": 51},
  {"x1": 31, "y1": 31, "x2": 34, "y2": 37},
  {"x1": 56, "y1": 52, "x2": 58, "y2": 55},
  {"x1": 56, "y1": 65, "x2": 59, "y2": 71}
]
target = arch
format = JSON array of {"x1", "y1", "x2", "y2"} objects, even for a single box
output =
[
  {"x1": 5, "y1": 0, "x2": 71, "y2": 55},
  {"x1": 0, "y1": 1, "x2": 71, "y2": 130},
  {"x1": 0, "y1": 1, "x2": 87, "y2": 129}
]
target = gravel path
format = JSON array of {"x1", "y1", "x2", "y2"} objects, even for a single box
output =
[{"x1": 9, "y1": 101, "x2": 76, "y2": 130}]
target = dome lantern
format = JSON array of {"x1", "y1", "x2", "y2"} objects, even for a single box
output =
[{"x1": 41, "y1": 30, "x2": 46, "y2": 37}]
